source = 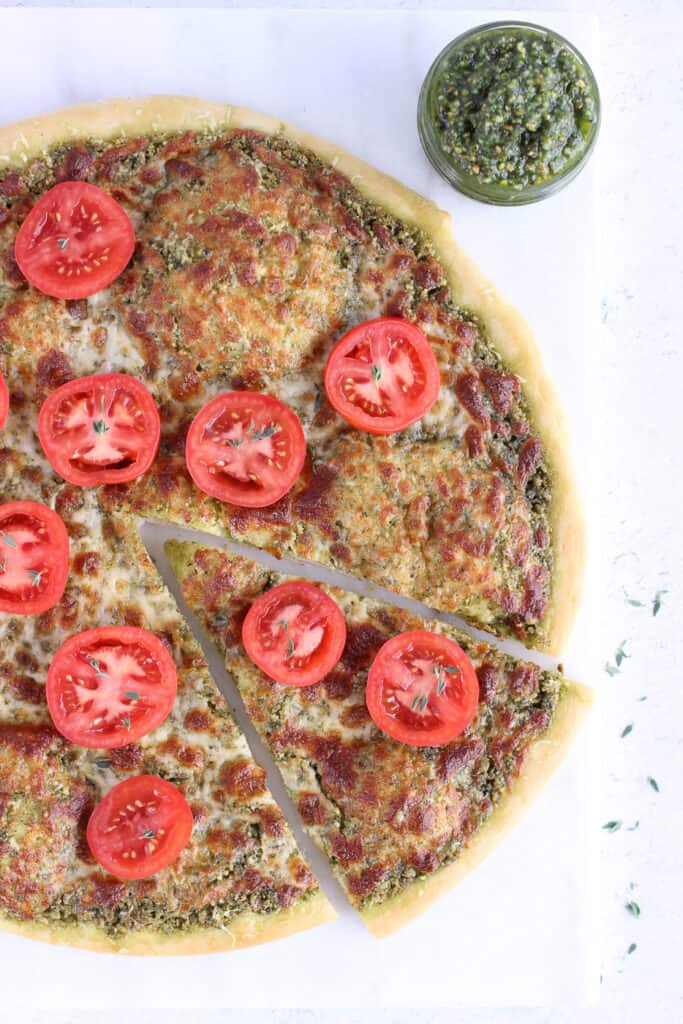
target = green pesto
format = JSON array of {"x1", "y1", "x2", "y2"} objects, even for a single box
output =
[{"x1": 431, "y1": 28, "x2": 597, "y2": 189}]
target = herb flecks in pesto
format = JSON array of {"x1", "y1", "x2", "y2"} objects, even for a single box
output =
[{"x1": 432, "y1": 29, "x2": 597, "y2": 190}]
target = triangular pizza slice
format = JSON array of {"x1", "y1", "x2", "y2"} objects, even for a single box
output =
[{"x1": 167, "y1": 540, "x2": 591, "y2": 936}]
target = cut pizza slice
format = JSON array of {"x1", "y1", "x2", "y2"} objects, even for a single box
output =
[
  {"x1": 0, "y1": 508, "x2": 333, "y2": 954},
  {"x1": 167, "y1": 540, "x2": 592, "y2": 937}
]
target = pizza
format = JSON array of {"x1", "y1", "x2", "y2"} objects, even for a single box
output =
[
  {"x1": 167, "y1": 541, "x2": 591, "y2": 936},
  {"x1": 0, "y1": 96, "x2": 589, "y2": 953}
]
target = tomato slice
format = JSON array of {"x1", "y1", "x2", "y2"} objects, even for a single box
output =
[
  {"x1": 0, "y1": 501, "x2": 69, "y2": 615},
  {"x1": 87, "y1": 775, "x2": 193, "y2": 880},
  {"x1": 46, "y1": 626, "x2": 177, "y2": 748},
  {"x1": 38, "y1": 373, "x2": 160, "y2": 486},
  {"x1": 0, "y1": 369, "x2": 8, "y2": 430},
  {"x1": 14, "y1": 182, "x2": 135, "y2": 300},
  {"x1": 242, "y1": 581, "x2": 347, "y2": 686},
  {"x1": 324, "y1": 318, "x2": 440, "y2": 434},
  {"x1": 186, "y1": 392, "x2": 307, "y2": 508},
  {"x1": 366, "y1": 630, "x2": 479, "y2": 747}
]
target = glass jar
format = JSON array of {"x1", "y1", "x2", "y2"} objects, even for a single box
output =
[{"x1": 417, "y1": 21, "x2": 601, "y2": 206}]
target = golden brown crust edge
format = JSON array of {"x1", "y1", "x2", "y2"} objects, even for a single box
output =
[
  {"x1": 0, "y1": 95, "x2": 586, "y2": 654},
  {"x1": 361, "y1": 680, "x2": 593, "y2": 937},
  {"x1": 362, "y1": 679, "x2": 593, "y2": 937},
  {"x1": 0, "y1": 890, "x2": 335, "y2": 956}
]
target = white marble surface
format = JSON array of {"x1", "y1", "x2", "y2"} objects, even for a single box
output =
[{"x1": 0, "y1": 0, "x2": 681, "y2": 1021}]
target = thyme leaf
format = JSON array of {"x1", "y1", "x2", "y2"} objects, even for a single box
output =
[
  {"x1": 124, "y1": 691, "x2": 140, "y2": 701},
  {"x1": 615, "y1": 642, "x2": 629, "y2": 667},
  {"x1": 621, "y1": 723, "x2": 634, "y2": 738},
  {"x1": 27, "y1": 568, "x2": 44, "y2": 587},
  {"x1": 57, "y1": 238, "x2": 68, "y2": 250},
  {"x1": 94, "y1": 757, "x2": 111, "y2": 770},
  {"x1": 284, "y1": 638, "x2": 295, "y2": 661},
  {"x1": 1, "y1": 532, "x2": 17, "y2": 548},
  {"x1": 627, "y1": 943, "x2": 637, "y2": 955},
  {"x1": 251, "y1": 425, "x2": 277, "y2": 441},
  {"x1": 652, "y1": 589, "x2": 667, "y2": 616},
  {"x1": 625, "y1": 901, "x2": 640, "y2": 918},
  {"x1": 602, "y1": 820, "x2": 622, "y2": 832},
  {"x1": 92, "y1": 419, "x2": 109, "y2": 435},
  {"x1": 647, "y1": 776, "x2": 659, "y2": 793},
  {"x1": 371, "y1": 363, "x2": 382, "y2": 382}
]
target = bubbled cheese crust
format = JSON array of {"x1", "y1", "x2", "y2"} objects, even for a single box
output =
[
  {"x1": 1, "y1": 127, "x2": 553, "y2": 645},
  {"x1": 0, "y1": 122, "x2": 558, "y2": 941}
]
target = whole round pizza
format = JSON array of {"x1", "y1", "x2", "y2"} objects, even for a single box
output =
[{"x1": 0, "y1": 96, "x2": 590, "y2": 953}]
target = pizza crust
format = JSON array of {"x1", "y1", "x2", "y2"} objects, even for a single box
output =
[
  {"x1": 0, "y1": 889, "x2": 335, "y2": 956},
  {"x1": 360, "y1": 679, "x2": 592, "y2": 937},
  {"x1": 0, "y1": 95, "x2": 585, "y2": 653}
]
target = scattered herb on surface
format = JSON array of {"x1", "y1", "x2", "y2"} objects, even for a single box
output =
[
  {"x1": 94, "y1": 757, "x2": 111, "y2": 770},
  {"x1": 615, "y1": 642, "x2": 629, "y2": 667},
  {"x1": 621, "y1": 723, "x2": 634, "y2": 738},
  {"x1": 602, "y1": 820, "x2": 621, "y2": 832},
  {"x1": 627, "y1": 821, "x2": 640, "y2": 831},
  {"x1": 652, "y1": 590, "x2": 667, "y2": 616},
  {"x1": 623, "y1": 589, "x2": 644, "y2": 607},
  {"x1": 627, "y1": 943, "x2": 637, "y2": 955},
  {"x1": 647, "y1": 776, "x2": 659, "y2": 793},
  {"x1": 625, "y1": 901, "x2": 641, "y2": 918}
]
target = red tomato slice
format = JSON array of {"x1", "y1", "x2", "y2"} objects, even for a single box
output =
[
  {"x1": 186, "y1": 392, "x2": 306, "y2": 508},
  {"x1": 14, "y1": 182, "x2": 135, "y2": 300},
  {"x1": 46, "y1": 626, "x2": 177, "y2": 748},
  {"x1": 324, "y1": 318, "x2": 440, "y2": 434},
  {"x1": 38, "y1": 373, "x2": 160, "y2": 486},
  {"x1": 242, "y1": 581, "x2": 347, "y2": 686},
  {"x1": 0, "y1": 501, "x2": 69, "y2": 615},
  {"x1": 87, "y1": 775, "x2": 193, "y2": 880},
  {"x1": 0, "y1": 369, "x2": 8, "y2": 430},
  {"x1": 366, "y1": 630, "x2": 479, "y2": 747}
]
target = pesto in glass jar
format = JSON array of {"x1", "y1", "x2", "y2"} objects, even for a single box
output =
[{"x1": 418, "y1": 22, "x2": 600, "y2": 205}]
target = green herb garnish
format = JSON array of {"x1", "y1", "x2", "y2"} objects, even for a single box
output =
[
  {"x1": 621, "y1": 723, "x2": 634, "y2": 738},
  {"x1": 647, "y1": 776, "x2": 659, "y2": 793},
  {"x1": 652, "y1": 590, "x2": 667, "y2": 616},
  {"x1": 627, "y1": 943, "x2": 637, "y2": 955},
  {"x1": 371, "y1": 364, "x2": 382, "y2": 382},
  {"x1": 602, "y1": 820, "x2": 621, "y2": 832},
  {"x1": 625, "y1": 901, "x2": 640, "y2": 918}
]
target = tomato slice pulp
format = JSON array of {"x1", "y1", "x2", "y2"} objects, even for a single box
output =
[
  {"x1": 14, "y1": 182, "x2": 135, "y2": 300},
  {"x1": 365, "y1": 630, "x2": 479, "y2": 746},
  {"x1": 46, "y1": 626, "x2": 177, "y2": 748},
  {"x1": 87, "y1": 775, "x2": 193, "y2": 880},
  {"x1": 38, "y1": 373, "x2": 160, "y2": 486},
  {"x1": 0, "y1": 501, "x2": 69, "y2": 615},
  {"x1": 186, "y1": 391, "x2": 306, "y2": 508},
  {"x1": 242, "y1": 580, "x2": 347, "y2": 686},
  {"x1": 324, "y1": 318, "x2": 440, "y2": 434}
]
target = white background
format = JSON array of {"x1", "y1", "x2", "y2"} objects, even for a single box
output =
[{"x1": 0, "y1": 0, "x2": 681, "y2": 1022}]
